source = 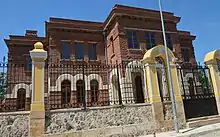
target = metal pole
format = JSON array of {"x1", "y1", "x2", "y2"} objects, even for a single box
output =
[{"x1": 158, "y1": 0, "x2": 179, "y2": 133}]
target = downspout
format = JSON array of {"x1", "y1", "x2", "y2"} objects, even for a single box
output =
[{"x1": 103, "y1": 30, "x2": 109, "y2": 90}]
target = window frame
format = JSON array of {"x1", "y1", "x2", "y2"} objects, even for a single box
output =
[
  {"x1": 127, "y1": 31, "x2": 139, "y2": 49},
  {"x1": 88, "y1": 43, "x2": 97, "y2": 61},
  {"x1": 74, "y1": 42, "x2": 84, "y2": 61},
  {"x1": 76, "y1": 80, "x2": 85, "y2": 104},
  {"x1": 61, "y1": 80, "x2": 71, "y2": 105},
  {"x1": 90, "y1": 79, "x2": 99, "y2": 104},
  {"x1": 146, "y1": 32, "x2": 156, "y2": 50},
  {"x1": 181, "y1": 48, "x2": 190, "y2": 62},
  {"x1": 161, "y1": 33, "x2": 173, "y2": 50},
  {"x1": 61, "y1": 41, "x2": 71, "y2": 60},
  {"x1": 17, "y1": 88, "x2": 26, "y2": 110}
]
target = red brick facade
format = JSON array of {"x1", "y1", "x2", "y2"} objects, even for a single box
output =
[{"x1": 2, "y1": 4, "x2": 197, "y2": 111}]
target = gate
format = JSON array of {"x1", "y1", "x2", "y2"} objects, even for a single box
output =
[{"x1": 178, "y1": 65, "x2": 218, "y2": 119}]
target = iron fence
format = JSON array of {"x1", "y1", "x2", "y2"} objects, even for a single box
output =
[
  {"x1": 0, "y1": 60, "x2": 32, "y2": 112},
  {"x1": 47, "y1": 61, "x2": 147, "y2": 110},
  {"x1": 0, "y1": 58, "x2": 183, "y2": 112},
  {"x1": 178, "y1": 65, "x2": 218, "y2": 119},
  {"x1": 178, "y1": 65, "x2": 214, "y2": 99}
]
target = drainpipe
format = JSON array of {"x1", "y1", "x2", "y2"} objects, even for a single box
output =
[{"x1": 103, "y1": 30, "x2": 109, "y2": 89}]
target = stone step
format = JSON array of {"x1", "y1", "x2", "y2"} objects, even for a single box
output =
[{"x1": 187, "y1": 115, "x2": 220, "y2": 128}]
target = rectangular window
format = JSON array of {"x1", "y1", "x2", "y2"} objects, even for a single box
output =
[
  {"x1": 181, "y1": 48, "x2": 190, "y2": 62},
  {"x1": 146, "y1": 32, "x2": 156, "y2": 50},
  {"x1": 75, "y1": 42, "x2": 84, "y2": 60},
  {"x1": 161, "y1": 33, "x2": 173, "y2": 50},
  {"x1": 61, "y1": 41, "x2": 70, "y2": 59},
  {"x1": 166, "y1": 34, "x2": 173, "y2": 50},
  {"x1": 88, "y1": 43, "x2": 97, "y2": 60},
  {"x1": 127, "y1": 31, "x2": 139, "y2": 49}
]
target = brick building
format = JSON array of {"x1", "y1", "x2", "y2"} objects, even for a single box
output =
[{"x1": 2, "y1": 4, "x2": 197, "y2": 111}]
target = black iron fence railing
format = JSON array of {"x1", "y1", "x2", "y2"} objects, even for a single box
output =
[
  {"x1": 0, "y1": 61, "x2": 32, "y2": 112},
  {"x1": 48, "y1": 61, "x2": 148, "y2": 110},
  {"x1": 2, "y1": 59, "x2": 209, "y2": 112},
  {"x1": 177, "y1": 65, "x2": 218, "y2": 119},
  {"x1": 177, "y1": 65, "x2": 214, "y2": 98}
]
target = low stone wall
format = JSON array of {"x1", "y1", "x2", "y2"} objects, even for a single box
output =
[
  {"x1": 0, "y1": 111, "x2": 29, "y2": 137},
  {"x1": 45, "y1": 104, "x2": 156, "y2": 136}
]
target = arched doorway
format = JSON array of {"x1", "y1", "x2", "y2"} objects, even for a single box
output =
[
  {"x1": 188, "y1": 78, "x2": 195, "y2": 96},
  {"x1": 155, "y1": 56, "x2": 170, "y2": 101},
  {"x1": 76, "y1": 80, "x2": 84, "y2": 105},
  {"x1": 111, "y1": 74, "x2": 119, "y2": 103},
  {"x1": 90, "y1": 79, "x2": 99, "y2": 105},
  {"x1": 17, "y1": 88, "x2": 26, "y2": 110},
  {"x1": 61, "y1": 80, "x2": 71, "y2": 106},
  {"x1": 134, "y1": 75, "x2": 144, "y2": 103}
]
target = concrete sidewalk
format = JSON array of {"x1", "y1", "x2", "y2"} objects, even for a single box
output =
[{"x1": 140, "y1": 123, "x2": 220, "y2": 137}]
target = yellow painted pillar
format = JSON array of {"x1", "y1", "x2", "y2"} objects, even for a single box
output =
[
  {"x1": 143, "y1": 59, "x2": 164, "y2": 126},
  {"x1": 29, "y1": 42, "x2": 47, "y2": 137},
  {"x1": 170, "y1": 63, "x2": 186, "y2": 128},
  {"x1": 204, "y1": 50, "x2": 220, "y2": 114},
  {"x1": 142, "y1": 45, "x2": 187, "y2": 129}
]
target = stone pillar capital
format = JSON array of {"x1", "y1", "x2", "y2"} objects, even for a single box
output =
[{"x1": 30, "y1": 42, "x2": 47, "y2": 62}]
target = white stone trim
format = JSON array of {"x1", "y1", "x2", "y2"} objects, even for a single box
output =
[
  {"x1": 143, "y1": 67, "x2": 148, "y2": 102},
  {"x1": 87, "y1": 74, "x2": 103, "y2": 90},
  {"x1": 31, "y1": 63, "x2": 34, "y2": 103},
  {"x1": 50, "y1": 74, "x2": 92, "y2": 91},
  {"x1": 42, "y1": 67, "x2": 45, "y2": 103},
  {"x1": 6, "y1": 83, "x2": 31, "y2": 98},
  {"x1": 109, "y1": 68, "x2": 120, "y2": 104},
  {"x1": 147, "y1": 65, "x2": 153, "y2": 98},
  {"x1": 88, "y1": 41, "x2": 98, "y2": 44},
  {"x1": 32, "y1": 62, "x2": 45, "y2": 66},
  {"x1": 30, "y1": 51, "x2": 47, "y2": 60},
  {"x1": 0, "y1": 111, "x2": 30, "y2": 116},
  {"x1": 73, "y1": 74, "x2": 88, "y2": 90},
  {"x1": 185, "y1": 73, "x2": 193, "y2": 80},
  {"x1": 55, "y1": 74, "x2": 74, "y2": 91}
]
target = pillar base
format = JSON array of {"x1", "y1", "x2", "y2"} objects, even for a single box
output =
[
  {"x1": 175, "y1": 101, "x2": 186, "y2": 128},
  {"x1": 151, "y1": 102, "x2": 164, "y2": 128},
  {"x1": 29, "y1": 111, "x2": 45, "y2": 137}
]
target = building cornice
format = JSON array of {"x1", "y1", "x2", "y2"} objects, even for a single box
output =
[
  {"x1": 104, "y1": 5, "x2": 181, "y2": 30},
  {"x1": 124, "y1": 27, "x2": 178, "y2": 34}
]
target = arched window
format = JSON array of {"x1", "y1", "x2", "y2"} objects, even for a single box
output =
[
  {"x1": 61, "y1": 80, "x2": 71, "y2": 105},
  {"x1": 76, "y1": 80, "x2": 84, "y2": 104},
  {"x1": 134, "y1": 75, "x2": 144, "y2": 103},
  {"x1": 17, "y1": 88, "x2": 26, "y2": 110},
  {"x1": 112, "y1": 75, "x2": 119, "y2": 91},
  {"x1": 90, "y1": 80, "x2": 99, "y2": 104}
]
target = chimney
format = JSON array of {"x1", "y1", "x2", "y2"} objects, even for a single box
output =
[{"x1": 25, "y1": 30, "x2": 38, "y2": 37}]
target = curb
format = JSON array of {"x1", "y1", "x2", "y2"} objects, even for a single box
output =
[{"x1": 178, "y1": 127, "x2": 220, "y2": 137}]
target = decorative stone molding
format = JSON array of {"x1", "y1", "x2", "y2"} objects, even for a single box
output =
[
  {"x1": 6, "y1": 83, "x2": 31, "y2": 99},
  {"x1": 87, "y1": 74, "x2": 103, "y2": 90},
  {"x1": 50, "y1": 73, "x2": 106, "y2": 92}
]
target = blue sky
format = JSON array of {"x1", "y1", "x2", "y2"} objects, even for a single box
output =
[{"x1": 0, "y1": 0, "x2": 219, "y2": 63}]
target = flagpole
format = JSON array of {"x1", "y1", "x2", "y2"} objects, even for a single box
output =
[{"x1": 158, "y1": 0, "x2": 179, "y2": 133}]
